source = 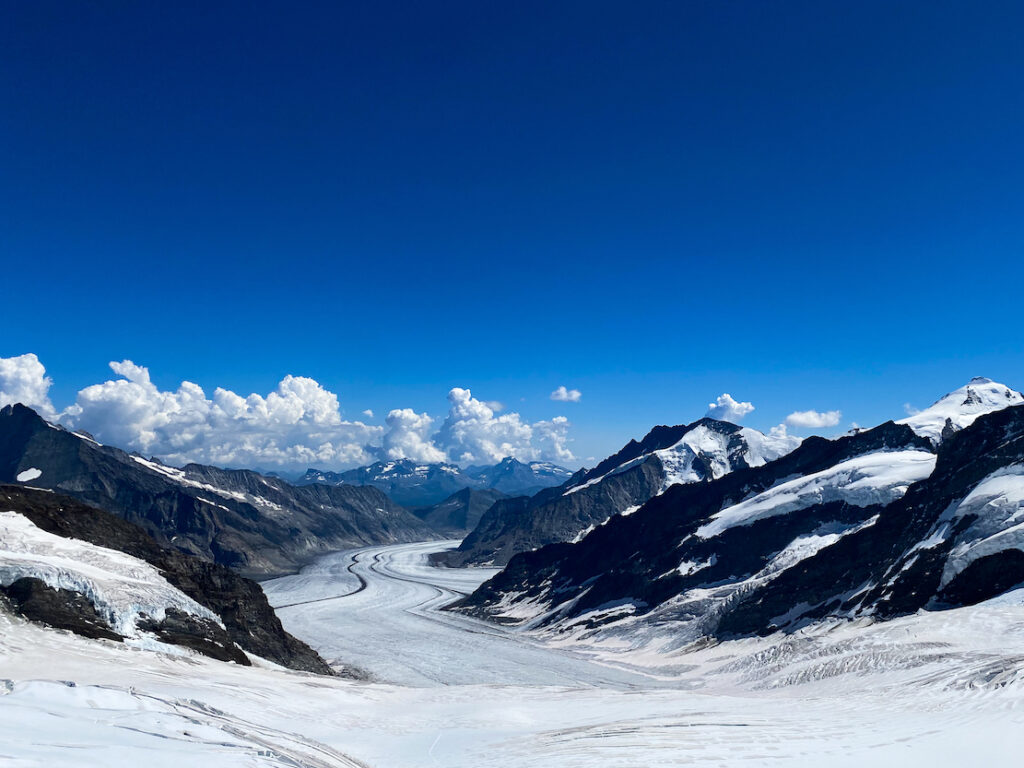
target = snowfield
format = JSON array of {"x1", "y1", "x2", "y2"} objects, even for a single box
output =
[
  {"x1": 696, "y1": 449, "x2": 936, "y2": 538},
  {"x1": 3, "y1": 540, "x2": 1024, "y2": 766},
  {"x1": 899, "y1": 377, "x2": 1024, "y2": 442}
]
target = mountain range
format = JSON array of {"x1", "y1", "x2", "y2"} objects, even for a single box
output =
[
  {"x1": 438, "y1": 416, "x2": 800, "y2": 567},
  {"x1": 452, "y1": 379, "x2": 1024, "y2": 647},
  {"x1": 4, "y1": 377, "x2": 1024, "y2": 676},
  {"x1": 297, "y1": 456, "x2": 572, "y2": 507},
  {"x1": 0, "y1": 404, "x2": 434, "y2": 577}
]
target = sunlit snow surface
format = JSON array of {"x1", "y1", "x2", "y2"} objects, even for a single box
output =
[
  {"x1": 3, "y1": 540, "x2": 1024, "y2": 766},
  {"x1": 0, "y1": 511, "x2": 220, "y2": 639},
  {"x1": 899, "y1": 377, "x2": 1023, "y2": 442},
  {"x1": 697, "y1": 450, "x2": 936, "y2": 538}
]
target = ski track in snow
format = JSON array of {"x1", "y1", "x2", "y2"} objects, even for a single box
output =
[{"x1": 3, "y1": 540, "x2": 1024, "y2": 766}]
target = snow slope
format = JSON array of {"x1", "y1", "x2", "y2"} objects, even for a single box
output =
[
  {"x1": 697, "y1": 449, "x2": 936, "y2": 538},
  {"x1": 4, "y1": 541, "x2": 1024, "y2": 767},
  {"x1": 567, "y1": 422, "x2": 800, "y2": 496},
  {"x1": 0, "y1": 511, "x2": 220, "y2": 639},
  {"x1": 899, "y1": 377, "x2": 1023, "y2": 442}
]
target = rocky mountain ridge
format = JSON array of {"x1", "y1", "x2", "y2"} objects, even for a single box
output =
[{"x1": 453, "y1": 381, "x2": 1024, "y2": 648}]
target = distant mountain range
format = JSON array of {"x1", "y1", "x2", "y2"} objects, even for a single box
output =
[
  {"x1": 453, "y1": 379, "x2": 1024, "y2": 644},
  {"x1": 297, "y1": 457, "x2": 573, "y2": 507}
]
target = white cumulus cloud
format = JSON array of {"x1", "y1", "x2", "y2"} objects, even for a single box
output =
[
  {"x1": 363, "y1": 409, "x2": 374, "y2": 419},
  {"x1": 3, "y1": 354, "x2": 580, "y2": 471},
  {"x1": 435, "y1": 387, "x2": 575, "y2": 465},
  {"x1": 785, "y1": 409, "x2": 843, "y2": 429},
  {"x1": 61, "y1": 360, "x2": 382, "y2": 470},
  {"x1": 550, "y1": 386, "x2": 581, "y2": 403},
  {"x1": 0, "y1": 353, "x2": 56, "y2": 419},
  {"x1": 706, "y1": 393, "x2": 755, "y2": 423},
  {"x1": 533, "y1": 416, "x2": 574, "y2": 463},
  {"x1": 382, "y1": 408, "x2": 446, "y2": 463}
]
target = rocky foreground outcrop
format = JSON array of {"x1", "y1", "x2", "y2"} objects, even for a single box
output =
[{"x1": 0, "y1": 485, "x2": 332, "y2": 674}]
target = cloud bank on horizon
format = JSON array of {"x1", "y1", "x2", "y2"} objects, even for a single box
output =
[
  {"x1": 0, "y1": 354, "x2": 848, "y2": 471},
  {"x1": 0, "y1": 354, "x2": 574, "y2": 470}
]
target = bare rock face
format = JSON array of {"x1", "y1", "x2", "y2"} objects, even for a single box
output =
[{"x1": 412, "y1": 487, "x2": 508, "y2": 535}]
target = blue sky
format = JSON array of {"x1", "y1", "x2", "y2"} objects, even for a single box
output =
[{"x1": 2, "y1": 2, "x2": 1023, "y2": 468}]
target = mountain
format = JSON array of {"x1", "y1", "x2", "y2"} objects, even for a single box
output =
[
  {"x1": 898, "y1": 376, "x2": 1023, "y2": 441},
  {"x1": 439, "y1": 417, "x2": 800, "y2": 567},
  {"x1": 0, "y1": 484, "x2": 332, "y2": 674},
  {"x1": 464, "y1": 458, "x2": 574, "y2": 496},
  {"x1": 0, "y1": 404, "x2": 434, "y2": 577},
  {"x1": 298, "y1": 459, "x2": 474, "y2": 506},
  {"x1": 453, "y1": 380, "x2": 1024, "y2": 648},
  {"x1": 412, "y1": 487, "x2": 507, "y2": 535},
  {"x1": 297, "y1": 457, "x2": 572, "y2": 507}
]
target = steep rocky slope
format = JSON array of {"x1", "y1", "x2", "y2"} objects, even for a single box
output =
[
  {"x1": 0, "y1": 404, "x2": 434, "y2": 576},
  {"x1": 441, "y1": 418, "x2": 799, "y2": 567},
  {"x1": 455, "y1": 390, "x2": 1024, "y2": 648}
]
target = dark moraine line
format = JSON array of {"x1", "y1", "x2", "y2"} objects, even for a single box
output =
[{"x1": 273, "y1": 552, "x2": 369, "y2": 609}]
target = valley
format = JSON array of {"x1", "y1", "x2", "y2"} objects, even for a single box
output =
[
  {"x1": 263, "y1": 540, "x2": 660, "y2": 687},
  {"x1": 4, "y1": 536, "x2": 1024, "y2": 766}
]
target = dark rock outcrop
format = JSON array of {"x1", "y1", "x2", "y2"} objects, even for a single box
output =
[{"x1": 0, "y1": 577, "x2": 123, "y2": 642}]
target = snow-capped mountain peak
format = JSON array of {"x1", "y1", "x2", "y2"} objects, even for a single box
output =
[
  {"x1": 899, "y1": 378, "x2": 1023, "y2": 443},
  {"x1": 565, "y1": 417, "x2": 801, "y2": 496}
]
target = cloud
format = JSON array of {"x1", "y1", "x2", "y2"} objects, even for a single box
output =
[
  {"x1": 706, "y1": 393, "x2": 755, "y2": 422},
  {"x1": 903, "y1": 403, "x2": 920, "y2": 416},
  {"x1": 61, "y1": 360, "x2": 382, "y2": 470},
  {"x1": 532, "y1": 416, "x2": 574, "y2": 463},
  {"x1": 382, "y1": 408, "x2": 446, "y2": 463},
  {"x1": 0, "y1": 353, "x2": 56, "y2": 419},
  {"x1": 6, "y1": 355, "x2": 579, "y2": 470},
  {"x1": 435, "y1": 387, "x2": 575, "y2": 465},
  {"x1": 785, "y1": 409, "x2": 843, "y2": 429},
  {"x1": 6, "y1": 355, "x2": 578, "y2": 471},
  {"x1": 550, "y1": 386, "x2": 581, "y2": 403},
  {"x1": 484, "y1": 400, "x2": 505, "y2": 412}
]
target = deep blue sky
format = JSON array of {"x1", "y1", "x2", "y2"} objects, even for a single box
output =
[{"x1": 2, "y1": 1, "x2": 1023, "y2": 462}]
